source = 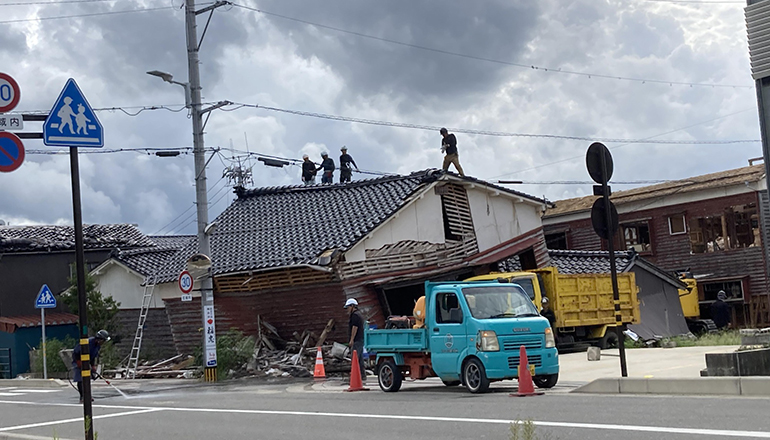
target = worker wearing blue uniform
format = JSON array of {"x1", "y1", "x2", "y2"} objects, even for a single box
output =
[{"x1": 72, "y1": 330, "x2": 110, "y2": 403}]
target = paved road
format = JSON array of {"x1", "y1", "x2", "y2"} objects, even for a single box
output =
[{"x1": 0, "y1": 378, "x2": 768, "y2": 440}]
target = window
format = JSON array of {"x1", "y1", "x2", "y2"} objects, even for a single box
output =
[
  {"x1": 545, "y1": 232, "x2": 568, "y2": 250},
  {"x1": 436, "y1": 292, "x2": 463, "y2": 324},
  {"x1": 462, "y1": 286, "x2": 539, "y2": 319},
  {"x1": 668, "y1": 215, "x2": 686, "y2": 235},
  {"x1": 621, "y1": 222, "x2": 651, "y2": 252},
  {"x1": 689, "y1": 204, "x2": 760, "y2": 253},
  {"x1": 700, "y1": 280, "x2": 744, "y2": 303}
]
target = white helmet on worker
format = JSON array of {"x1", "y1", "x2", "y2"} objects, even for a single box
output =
[
  {"x1": 541, "y1": 297, "x2": 549, "y2": 304},
  {"x1": 344, "y1": 298, "x2": 358, "y2": 308},
  {"x1": 302, "y1": 154, "x2": 309, "y2": 159}
]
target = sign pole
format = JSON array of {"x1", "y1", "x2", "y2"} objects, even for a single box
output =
[
  {"x1": 70, "y1": 147, "x2": 94, "y2": 440},
  {"x1": 600, "y1": 149, "x2": 628, "y2": 378},
  {"x1": 41, "y1": 308, "x2": 47, "y2": 380}
]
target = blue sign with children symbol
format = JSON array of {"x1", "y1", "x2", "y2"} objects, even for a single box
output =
[
  {"x1": 43, "y1": 79, "x2": 103, "y2": 148},
  {"x1": 35, "y1": 284, "x2": 57, "y2": 309}
]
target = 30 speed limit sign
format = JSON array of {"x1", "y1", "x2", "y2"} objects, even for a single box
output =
[
  {"x1": 0, "y1": 73, "x2": 21, "y2": 113},
  {"x1": 178, "y1": 270, "x2": 193, "y2": 294}
]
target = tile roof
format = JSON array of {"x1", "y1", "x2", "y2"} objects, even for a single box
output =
[
  {"x1": 0, "y1": 224, "x2": 155, "y2": 253},
  {"x1": 0, "y1": 312, "x2": 79, "y2": 333},
  {"x1": 545, "y1": 164, "x2": 766, "y2": 218},
  {"x1": 153, "y1": 170, "x2": 549, "y2": 283},
  {"x1": 114, "y1": 235, "x2": 194, "y2": 278}
]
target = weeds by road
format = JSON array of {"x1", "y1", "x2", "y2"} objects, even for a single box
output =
[{"x1": 626, "y1": 330, "x2": 740, "y2": 349}]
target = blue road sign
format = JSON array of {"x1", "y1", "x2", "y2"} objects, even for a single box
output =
[
  {"x1": 43, "y1": 79, "x2": 103, "y2": 148},
  {"x1": 35, "y1": 284, "x2": 57, "y2": 309}
]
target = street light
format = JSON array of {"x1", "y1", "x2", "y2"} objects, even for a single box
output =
[
  {"x1": 146, "y1": 70, "x2": 191, "y2": 108},
  {"x1": 147, "y1": 63, "x2": 217, "y2": 381}
]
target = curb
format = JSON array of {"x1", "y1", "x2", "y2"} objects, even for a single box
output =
[
  {"x1": 572, "y1": 377, "x2": 770, "y2": 396},
  {"x1": 0, "y1": 379, "x2": 68, "y2": 388}
]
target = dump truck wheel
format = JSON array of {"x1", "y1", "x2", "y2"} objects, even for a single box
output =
[
  {"x1": 378, "y1": 359, "x2": 402, "y2": 392},
  {"x1": 442, "y1": 380, "x2": 461, "y2": 386},
  {"x1": 463, "y1": 358, "x2": 490, "y2": 394},
  {"x1": 533, "y1": 373, "x2": 558, "y2": 389},
  {"x1": 599, "y1": 331, "x2": 619, "y2": 349}
]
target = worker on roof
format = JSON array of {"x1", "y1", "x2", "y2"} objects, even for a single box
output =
[
  {"x1": 301, "y1": 154, "x2": 317, "y2": 185},
  {"x1": 440, "y1": 127, "x2": 465, "y2": 177},
  {"x1": 72, "y1": 330, "x2": 110, "y2": 403},
  {"x1": 345, "y1": 298, "x2": 366, "y2": 381},
  {"x1": 316, "y1": 152, "x2": 335, "y2": 184},
  {"x1": 339, "y1": 146, "x2": 359, "y2": 183}
]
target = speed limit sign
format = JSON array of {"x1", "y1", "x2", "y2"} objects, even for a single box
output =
[
  {"x1": 0, "y1": 73, "x2": 21, "y2": 113},
  {"x1": 178, "y1": 270, "x2": 193, "y2": 294}
]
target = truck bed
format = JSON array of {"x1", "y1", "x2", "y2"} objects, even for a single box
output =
[{"x1": 365, "y1": 328, "x2": 428, "y2": 352}]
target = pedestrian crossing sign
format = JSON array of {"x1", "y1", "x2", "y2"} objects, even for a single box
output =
[
  {"x1": 35, "y1": 284, "x2": 57, "y2": 309},
  {"x1": 43, "y1": 78, "x2": 103, "y2": 148}
]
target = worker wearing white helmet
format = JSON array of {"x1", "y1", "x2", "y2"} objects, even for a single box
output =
[
  {"x1": 344, "y1": 298, "x2": 366, "y2": 380},
  {"x1": 301, "y1": 154, "x2": 316, "y2": 185}
]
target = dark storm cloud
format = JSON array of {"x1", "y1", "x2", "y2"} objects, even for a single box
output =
[{"x1": 253, "y1": 0, "x2": 542, "y2": 104}]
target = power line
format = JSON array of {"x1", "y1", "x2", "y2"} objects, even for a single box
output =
[
  {"x1": 0, "y1": 5, "x2": 174, "y2": 24},
  {"x1": 25, "y1": 147, "x2": 193, "y2": 155},
  {"x1": 231, "y1": 3, "x2": 752, "y2": 89},
  {"x1": 641, "y1": 0, "x2": 743, "y2": 3},
  {"x1": 228, "y1": 101, "x2": 759, "y2": 145},
  {"x1": 0, "y1": 0, "x2": 124, "y2": 6},
  {"x1": 486, "y1": 107, "x2": 758, "y2": 180}
]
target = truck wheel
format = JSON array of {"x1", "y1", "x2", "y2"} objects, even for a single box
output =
[
  {"x1": 377, "y1": 359, "x2": 402, "y2": 392},
  {"x1": 533, "y1": 373, "x2": 558, "y2": 389},
  {"x1": 442, "y1": 380, "x2": 461, "y2": 386},
  {"x1": 599, "y1": 330, "x2": 619, "y2": 349},
  {"x1": 463, "y1": 358, "x2": 490, "y2": 394}
]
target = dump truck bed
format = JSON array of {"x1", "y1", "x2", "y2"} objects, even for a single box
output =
[{"x1": 365, "y1": 328, "x2": 428, "y2": 352}]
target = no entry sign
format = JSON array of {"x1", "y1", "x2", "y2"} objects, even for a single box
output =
[{"x1": 0, "y1": 132, "x2": 25, "y2": 173}]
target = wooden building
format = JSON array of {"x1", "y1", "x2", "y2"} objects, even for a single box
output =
[
  {"x1": 154, "y1": 170, "x2": 553, "y2": 354},
  {"x1": 542, "y1": 163, "x2": 770, "y2": 327}
]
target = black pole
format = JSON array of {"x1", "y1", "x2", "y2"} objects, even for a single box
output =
[
  {"x1": 600, "y1": 150, "x2": 628, "y2": 377},
  {"x1": 70, "y1": 147, "x2": 94, "y2": 440}
]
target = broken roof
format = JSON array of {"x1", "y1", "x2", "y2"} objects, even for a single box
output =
[
  {"x1": 154, "y1": 170, "x2": 547, "y2": 283},
  {"x1": 0, "y1": 312, "x2": 79, "y2": 333},
  {"x1": 545, "y1": 164, "x2": 766, "y2": 218},
  {"x1": 0, "y1": 224, "x2": 155, "y2": 253}
]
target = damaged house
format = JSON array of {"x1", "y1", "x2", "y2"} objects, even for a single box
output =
[
  {"x1": 542, "y1": 162, "x2": 770, "y2": 327},
  {"x1": 154, "y1": 170, "x2": 553, "y2": 354}
]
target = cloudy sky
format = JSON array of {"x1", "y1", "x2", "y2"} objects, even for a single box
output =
[{"x1": 0, "y1": 0, "x2": 761, "y2": 235}]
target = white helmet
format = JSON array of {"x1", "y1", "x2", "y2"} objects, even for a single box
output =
[{"x1": 344, "y1": 298, "x2": 358, "y2": 308}]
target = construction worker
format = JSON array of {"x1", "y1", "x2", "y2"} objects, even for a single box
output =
[
  {"x1": 316, "y1": 152, "x2": 335, "y2": 184},
  {"x1": 440, "y1": 127, "x2": 465, "y2": 176},
  {"x1": 72, "y1": 330, "x2": 110, "y2": 403},
  {"x1": 344, "y1": 298, "x2": 366, "y2": 380},
  {"x1": 540, "y1": 297, "x2": 556, "y2": 328},
  {"x1": 301, "y1": 154, "x2": 317, "y2": 185},
  {"x1": 339, "y1": 146, "x2": 359, "y2": 183}
]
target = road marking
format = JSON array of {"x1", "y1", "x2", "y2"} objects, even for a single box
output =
[
  {"x1": 0, "y1": 400, "x2": 768, "y2": 438},
  {"x1": 0, "y1": 408, "x2": 162, "y2": 432},
  {"x1": 0, "y1": 393, "x2": 25, "y2": 396},
  {"x1": 0, "y1": 388, "x2": 61, "y2": 397}
]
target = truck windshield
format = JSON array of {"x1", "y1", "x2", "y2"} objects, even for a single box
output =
[
  {"x1": 461, "y1": 285, "x2": 540, "y2": 319},
  {"x1": 508, "y1": 277, "x2": 536, "y2": 300}
]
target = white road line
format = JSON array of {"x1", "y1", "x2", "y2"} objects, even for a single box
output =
[
  {"x1": 0, "y1": 409, "x2": 162, "y2": 432},
  {"x1": 0, "y1": 400, "x2": 768, "y2": 438},
  {"x1": 11, "y1": 390, "x2": 61, "y2": 394},
  {"x1": 0, "y1": 393, "x2": 24, "y2": 397}
]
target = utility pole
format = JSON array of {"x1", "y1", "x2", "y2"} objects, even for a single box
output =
[{"x1": 184, "y1": 0, "x2": 228, "y2": 382}]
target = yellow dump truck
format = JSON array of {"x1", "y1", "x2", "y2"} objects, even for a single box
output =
[
  {"x1": 467, "y1": 267, "x2": 640, "y2": 349},
  {"x1": 678, "y1": 274, "x2": 717, "y2": 334}
]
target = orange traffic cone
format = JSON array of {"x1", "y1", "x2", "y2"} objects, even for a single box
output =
[
  {"x1": 345, "y1": 350, "x2": 369, "y2": 392},
  {"x1": 511, "y1": 345, "x2": 543, "y2": 397},
  {"x1": 313, "y1": 347, "x2": 326, "y2": 380}
]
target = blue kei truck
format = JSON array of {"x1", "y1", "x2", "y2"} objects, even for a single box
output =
[{"x1": 364, "y1": 280, "x2": 559, "y2": 393}]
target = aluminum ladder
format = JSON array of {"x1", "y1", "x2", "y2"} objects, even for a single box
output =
[{"x1": 127, "y1": 276, "x2": 156, "y2": 379}]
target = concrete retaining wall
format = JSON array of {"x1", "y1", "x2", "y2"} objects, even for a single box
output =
[{"x1": 573, "y1": 377, "x2": 770, "y2": 396}]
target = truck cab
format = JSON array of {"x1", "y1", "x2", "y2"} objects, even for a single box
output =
[{"x1": 365, "y1": 280, "x2": 559, "y2": 393}]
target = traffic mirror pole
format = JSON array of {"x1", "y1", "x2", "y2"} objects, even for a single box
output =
[{"x1": 70, "y1": 146, "x2": 94, "y2": 440}]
